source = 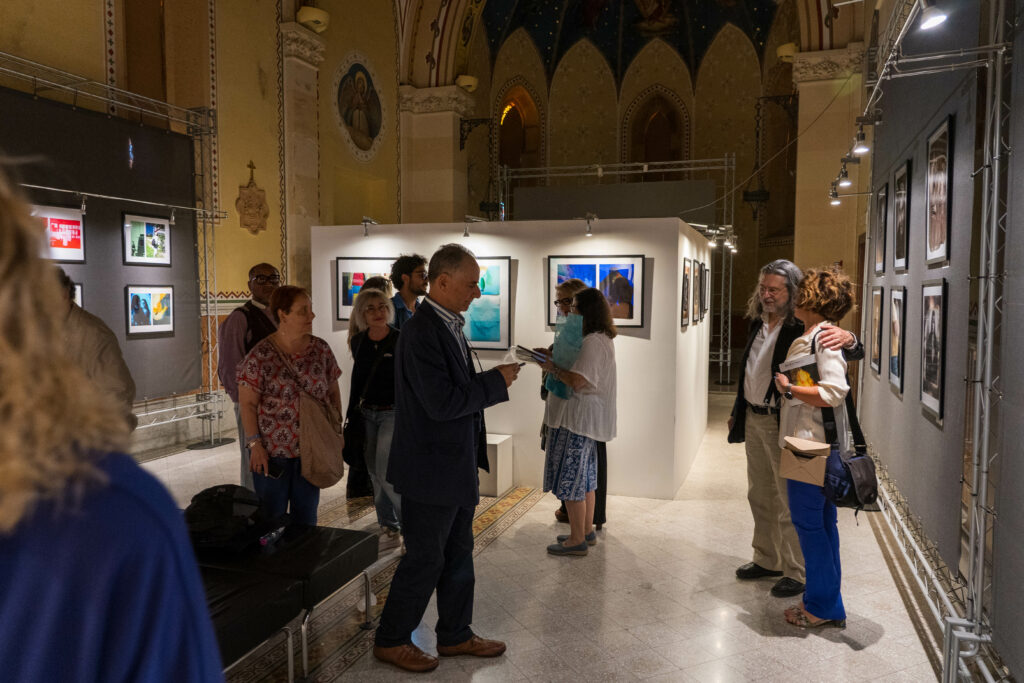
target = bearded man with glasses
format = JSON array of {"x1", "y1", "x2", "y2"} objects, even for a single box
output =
[
  {"x1": 218, "y1": 262, "x2": 281, "y2": 489},
  {"x1": 728, "y1": 260, "x2": 862, "y2": 598}
]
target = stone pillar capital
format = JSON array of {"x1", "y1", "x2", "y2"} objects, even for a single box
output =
[
  {"x1": 399, "y1": 84, "x2": 475, "y2": 118},
  {"x1": 280, "y1": 22, "x2": 326, "y2": 67},
  {"x1": 792, "y1": 42, "x2": 865, "y2": 84}
]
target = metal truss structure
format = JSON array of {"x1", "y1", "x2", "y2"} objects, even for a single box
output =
[{"x1": 0, "y1": 51, "x2": 229, "y2": 448}]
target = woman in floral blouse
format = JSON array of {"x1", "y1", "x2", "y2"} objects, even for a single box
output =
[{"x1": 238, "y1": 285, "x2": 342, "y2": 524}]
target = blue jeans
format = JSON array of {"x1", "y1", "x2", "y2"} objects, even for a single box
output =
[
  {"x1": 787, "y1": 479, "x2": 845, "y2": 620},
  {"x1": 253, "y1": 456, "x2": 320, "y2": 526},
  {"x1": 361, "y1": 407, "x2": 401, "y2": 530},
  {"x1": 375, "y1": 498, "x2": 475, "y2": 648}
]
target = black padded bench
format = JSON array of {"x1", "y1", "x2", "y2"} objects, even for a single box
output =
[{"x1": 198, "y1": 525, "x2": 379, "y2": 681}]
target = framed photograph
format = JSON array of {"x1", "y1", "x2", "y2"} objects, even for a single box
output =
[
  {"x1": 869, "y1": 286, "x2": 884, "y2": 374},
  {"x1": 126, "y1": 285, "x2": 174, "y2": 335},
  {"x1": 692, "y1": 264, "x2": 700, "y2": 323},
  {"x1": 703, "y1": 261, "x2": 712, "y2": 318},
  {"x1": 893, "y1": 160, "x2": 911, "y2": 272},
  {"x1": 889, "y1": 287, "x2": 906, "y2": 394},
  {"x1": 547, "y1": 255, "x2": 645, "y2": 327},
  {"x1": 921, "y1": 279, "x2": 947, "y2": 424},
  {"x1": 464, "y1": 256, "x2": 512, "y2": 350},
  {"x1": 698, "y1": 263, "x2": 706, "y2": 321},
  {"x1": 123, "y1": 213, "x2": 171, "y2": 266},
  {"x1": 33, "y1": 204, "x2": 85, "y2": 263},
  {"x1": 73, "y1": 283, "x2": 84, "y2": 308},
  {"x1": 873, "y1": 183, "x2": 888, "y2": 275},
  {"x1": 335, "y1": 257, "x2": 394, "y2": 320},
  {"x1": 680, "y1": 258, "x2": 691, "y2": 328},
  {"x1": 926, "y1": 117, "x2": 953, "y2": 265}
]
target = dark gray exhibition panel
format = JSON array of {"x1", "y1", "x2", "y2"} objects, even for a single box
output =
[
  {"x1": 991, "y1": 0, "x2": 1024, "y2": 671},
  {"x1": 859, "y1": 10, "x2": 979, "y2": 571},
  {"x1": 0, "y1": 85, "x2": 201, "y2": 399},
  {"x1": 513, "y1": 178, "x2": 717, "y2": 224}
]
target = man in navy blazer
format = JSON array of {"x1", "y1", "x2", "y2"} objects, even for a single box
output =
[{"x1": 374, "y1": 244, "x2": 520, "y2": 673}]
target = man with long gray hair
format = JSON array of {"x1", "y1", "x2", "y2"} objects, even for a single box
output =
[{"x1": 728, "y1": 259, "x2": 862, "y2": 598}]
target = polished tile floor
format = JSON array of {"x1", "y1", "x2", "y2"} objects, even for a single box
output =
[{"x1": 144, "y1": 395, "x2": 939, "y2": 682}]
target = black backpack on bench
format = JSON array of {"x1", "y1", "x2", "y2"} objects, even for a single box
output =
[{"x1": 185, "y1": 484, "x2": 284, "y2": 554}]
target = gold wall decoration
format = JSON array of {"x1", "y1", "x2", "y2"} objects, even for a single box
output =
[{"x1": 235, "y1": 161, "x2": 270, "y2": 234}]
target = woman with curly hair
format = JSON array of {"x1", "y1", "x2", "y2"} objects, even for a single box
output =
[
  {"x1": 0, "y1": 165, "x2": 221, "y2": 680},
  {"x1": 773, "y1": 266, "x2": 856, "y2": 629}
]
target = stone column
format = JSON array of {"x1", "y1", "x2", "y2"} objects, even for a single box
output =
[
  {"x1": 281, "y1": 22, "x2": 325, "y2": 289},
  {"x1": 792, "y1": 43, "x2": 866, "y2": 298},
  {"x1": 399, "y1": 84, "x2": 475, "y2": 223}
]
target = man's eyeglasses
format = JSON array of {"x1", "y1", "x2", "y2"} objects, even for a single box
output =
[
  {"x1": 553, "y1": 297, "x2": 573, "y2": 306},
  {"x1": 251, "y1": 275, "x2": 282, "y2": 285}
]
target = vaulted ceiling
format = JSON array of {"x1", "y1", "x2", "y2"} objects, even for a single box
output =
[{"x1": 480, "y1": 0, "x2": 781, "y2": 84}]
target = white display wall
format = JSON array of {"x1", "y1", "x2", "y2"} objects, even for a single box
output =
[{"x1": 310, "y1": 218, "x2": 710, "y2": 499}]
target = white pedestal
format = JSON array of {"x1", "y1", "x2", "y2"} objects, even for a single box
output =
[{"x1": 479, "y1": 433, "x2": 513, "y2": 497}]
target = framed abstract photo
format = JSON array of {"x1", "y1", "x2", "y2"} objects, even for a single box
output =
[
  {"x1": 464, "y1": 256, "x2": 512, "y2": 350},
  {"x1": 926, "y1": 117, "x2": 953, "y2": 265},
  {"x1": 123, "y1": 213, "x2": 171, "y2": 266},
  {"x1": 692, "y1": 264, "x2": 700, "y2": 323},
  {"x1": 869, "y1": 286, "x2": 884, "y2": 374},
  {"x1": 889, "y1": 287, "x2": 906, "y2": 394},
  {"x1": 547, "y1": 255, "x2": 645, "y2": 327},
  {"x1": 873, "y1": 183, "x2": 888, "y2": 275},
  {"x1": 680, "y1": 258, "x2": 691, "y2": 328},
  {"x1": 126, "y1": 285, "x2": 174, "y2": 336},
  {"x1": 921, "y1": 279, "x2": 947, "y2": 424},
  {"x1": 335, "y1": 257, "x2": 394, "y2": 320},
  {"x1": 33, "y1": 204, "x2": 85, "y2": 263},
  {"x1": 893, "y1": 160, "x2": 911, "y2": 272}
]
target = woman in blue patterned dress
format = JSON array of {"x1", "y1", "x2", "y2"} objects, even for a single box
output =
[{"x1": 540, "y1": 288, "x2": 617, "y2": 556}]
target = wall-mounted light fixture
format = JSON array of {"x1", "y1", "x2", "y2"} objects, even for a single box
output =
[
  {"x1": 919, "y1": 0, "x2": 947, "y2": 30},
  {"x1": 852, "y1": 125, "x2": 870, "y2": 155},
  {"x1": 362, "y1": 216, "x2": 378, "y2": 238},
  {"x1": 169, "y1": 208, "x2": 176, "y2": 226},
  {"x1": 584, "y1": 212, "x2": 597, "y2": 237},
  {"x1": 80, "y1": 195, "x2": 87, "y2": 215},
  {"x1": 838, "y1": 163, "x2": 852, "y2": 188},
  {"x1": 463, "y1": 214, "x2": 485, "y2": 238}
]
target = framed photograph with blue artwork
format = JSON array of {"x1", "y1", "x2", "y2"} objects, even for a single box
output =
[
  {"x1": 547, "y1": 254, "x2": 645, "y2": 327},
  {"x1": 126, "y1": 285, "x2": 174, "y2": 336},
  {"x1": 464, "y1": 256, "x2": 512, "y2": 350},
  {"x1": 335, "y1": 257, "x2": 394, "y2": 320}
]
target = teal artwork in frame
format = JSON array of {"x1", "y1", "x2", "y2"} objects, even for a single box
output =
[{"x1": 464, "y1": 256, "x2": 512, "y2": 350}]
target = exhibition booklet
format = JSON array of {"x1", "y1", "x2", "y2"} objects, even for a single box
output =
[
  {"x1": 779, "y1": 353, "x2": 821, "y2": 388},
  {"x1": 515, "y1": 345, "x2": 547, "y2": 363}
]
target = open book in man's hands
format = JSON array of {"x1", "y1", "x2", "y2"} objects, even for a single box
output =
[{"x1": 779, "y1": 354, "x2": 821, "y2": 388}]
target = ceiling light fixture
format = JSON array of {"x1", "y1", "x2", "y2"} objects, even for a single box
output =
[
  {"x1": 853, "y1": 125, "x2": 869, "y2": 155},
  {"x1": 919, "y1": 0, "x2": 947, "y2": 30}
]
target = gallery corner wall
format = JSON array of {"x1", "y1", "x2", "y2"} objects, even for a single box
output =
[{"x1": 310, "y1": 218, "x2": 711, "y2": 499}]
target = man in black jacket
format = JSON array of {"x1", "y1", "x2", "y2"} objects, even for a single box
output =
[{"x1": 728, "y1": 259, "x2": 862, "y2": 598}]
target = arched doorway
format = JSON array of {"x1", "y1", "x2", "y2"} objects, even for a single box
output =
[{"x1": 497, "y1": 85, "x2": 541, "y2": 169}]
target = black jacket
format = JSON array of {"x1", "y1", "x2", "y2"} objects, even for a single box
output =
[{"x1": 728, "y1": 318, "x2": 863, "y2": 443}]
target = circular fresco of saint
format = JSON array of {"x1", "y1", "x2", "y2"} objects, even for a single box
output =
[{"x1": 336, "y1": 63, "x2": 383, "y2": 152}]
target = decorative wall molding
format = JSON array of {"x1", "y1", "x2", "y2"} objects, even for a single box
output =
[
  {"x1": 104, "y1": 0, "x2": 116, "y2": 113},
  {"x1": 792, "y1": 43, "x2": 865, "y2": 83},
  {"x1": 280, "y1": 22, "x2": 326, "y2": 66},
  {"x1": 398, "y1": 84, "x2": 475, "y2": 116}
]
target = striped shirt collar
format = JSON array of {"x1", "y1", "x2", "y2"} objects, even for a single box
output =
[{"x1": 423, "y1": 296, "x2": 469, "y2": 363}]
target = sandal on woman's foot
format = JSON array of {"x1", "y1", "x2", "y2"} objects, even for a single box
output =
[
  {"x1": 785, "y1": 609, "x2": 845, "y2": 629},
  {"x1": 784, "y1": 604, "x2": 804, "y2": 620}
]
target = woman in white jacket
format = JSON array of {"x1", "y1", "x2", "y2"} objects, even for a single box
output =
[{"x1": 773, "y1": 267, "x2": 855, "y2": 629}]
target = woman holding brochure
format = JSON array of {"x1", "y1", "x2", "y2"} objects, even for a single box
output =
[
  {"x1": 773, "y1": 267, "x2": 855, "y2": 629},
  {"x1": 537, "y1": 287, "x2": 617, "y2": 556}
]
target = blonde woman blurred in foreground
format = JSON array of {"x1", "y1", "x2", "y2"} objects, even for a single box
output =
[{"x1": 0, "y1": 165, "x2": 223, "y2": 682}]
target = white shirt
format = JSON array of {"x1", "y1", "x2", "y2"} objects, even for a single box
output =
[
  {"x1": 544, "y1": 332, "x2": 617, "y2": 442},
  {"x1": 743, "y1": 318, "x2": 783, "y2": 407},
  {"x1": 778, "y1": 322, "x2": 851, "y2": 453}
]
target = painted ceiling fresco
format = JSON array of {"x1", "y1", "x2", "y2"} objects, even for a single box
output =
[{"x1": 481, "y1": 0, "x2": 779, "y2": 84}]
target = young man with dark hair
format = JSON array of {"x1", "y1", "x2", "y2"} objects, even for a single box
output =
[{"x1": 389, "y1": 254, "x2": 428, "y2": 328}]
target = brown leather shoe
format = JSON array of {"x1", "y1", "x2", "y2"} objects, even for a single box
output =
[
  {"x1": 554, "y1": 507, "x2": 569, "y2": 523},
  {"x1": 373, "y1": 643, "x2": 439, "y2": 672},
  {"x1": 436, "y1": 635, "x2": 507, "y2": 658}
]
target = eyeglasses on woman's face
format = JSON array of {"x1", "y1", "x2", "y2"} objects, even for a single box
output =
[{"x1": 553, "y1": 297, "x2": 573, "y2": 307}]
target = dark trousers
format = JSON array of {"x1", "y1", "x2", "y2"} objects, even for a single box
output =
[
  {"x1": 787, "y1": 479, "x2": 845, "y2": 620},
  {"x1": 252, "y1": 456, "x2": 320, "y2": 526},
  {"x1": 375, "y1": 498, "x2": 475, "y2": 648},
  {"x1": 558, "y1": 440, "x2": 608, "y2": 524}
]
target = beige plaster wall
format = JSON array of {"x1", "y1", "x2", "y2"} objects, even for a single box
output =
[
  {"x1": 213, "y1": 0, "x2": 283, "y2": 297},
  {"x1": 694, "y1": 24, "x2": 763, "y2": 311},
  {"x1": 0, "y1": 0, "x2": 107, "y2": 84},
  {"x1": 464, "y1": 24, "x2": 493, "y2": 216},
  {"x1": 793, "y1": 73, "x2": 866, "y2": 330},
  {"x1": 618, "y1": 38, "x2": 695, "y2": 160},
  {"x1": 318, "y1": 0, "x2": 400, "y2": 227},
  {"x1": 548, "y1": 39, "x2": 617, "y2": 168}
]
